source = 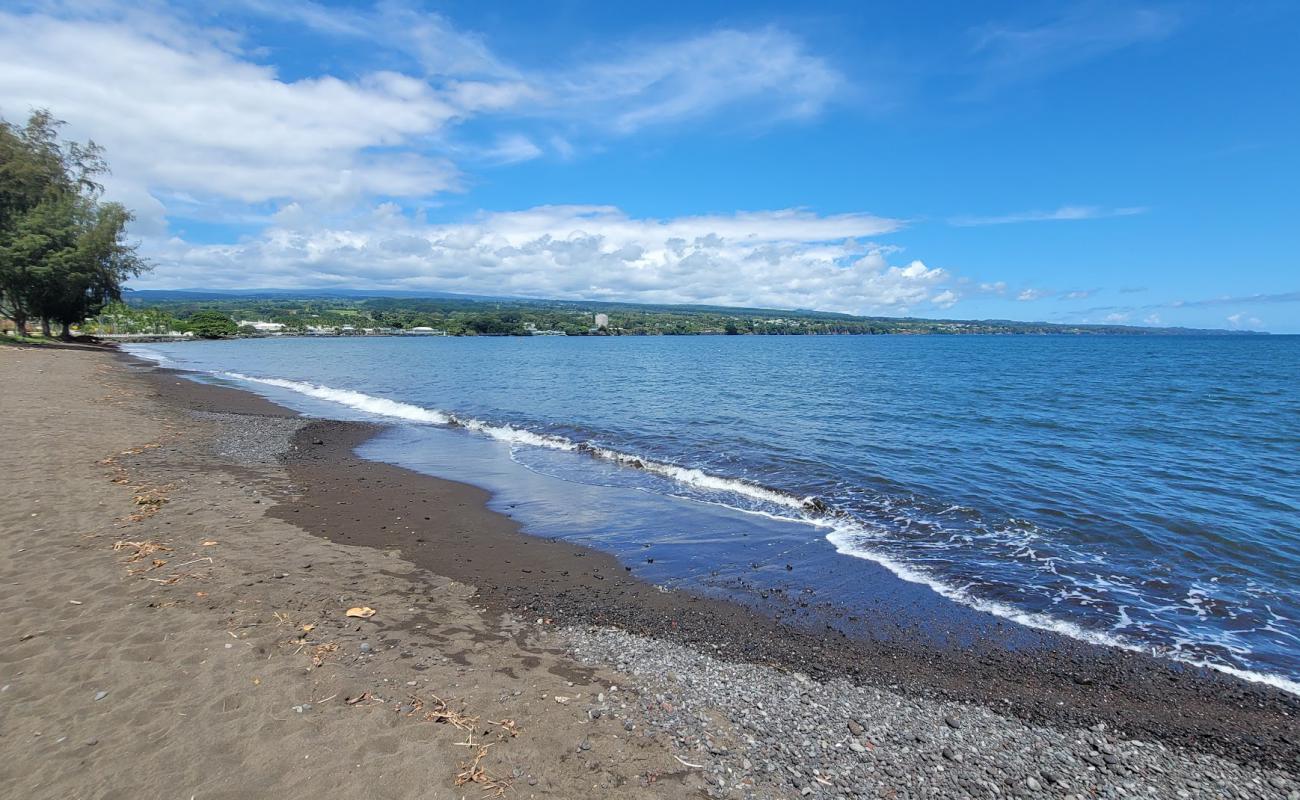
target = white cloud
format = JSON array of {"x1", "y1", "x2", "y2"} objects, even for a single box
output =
[
  {"x1": 1017, "y1": 288, "x2": 1051, "y2": 301},
  {"x1": 0, "y1": 4, "x2": 978, "y2": 316},
  {"x1": 930, "y1": 289, "x2": 959, "y2": 308},
  {"x1": 238, "y1": 3, "x2": 842, "y2": 134},
  {"x1": 479, "y1": 134, "x2": 544, "y2": 165},
  {"x1": 545, "y1": 28, "x2": 841, "y2": 134},
  {"x1": 967, "y1": 7, "x2": 1178, "y2": 95},
  {"x1": 949, "y1": 205, "x2": 1147, "y2": 227},
  {"x1": 134, "y1": 205, "x2": 953, "y2": 313},
  {"x1": 0, "y1": 10, "x2": 462, "y2": 223},
  {"x1": 1104, "y1": 312, "x2": 1131, "y2": 323},
  {"x1": 0, "y1": 4, "x2": 845, "y2": 235},
  {"x1": 1144, "y1": 313, "x2": 1162, "y2": 325}
]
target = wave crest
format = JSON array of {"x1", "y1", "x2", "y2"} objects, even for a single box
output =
[{"x1": 215, "y1": 367, "x2": 1300, "y2": 697}]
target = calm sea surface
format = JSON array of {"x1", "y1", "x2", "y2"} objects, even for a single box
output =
[{"x1": 131, "y1": 335, "x2": 1300, "y2": 691}]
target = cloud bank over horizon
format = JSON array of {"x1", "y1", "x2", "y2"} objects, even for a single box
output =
[{"x1": 142, "y1": 205, "x2": 959, "y2": 315}]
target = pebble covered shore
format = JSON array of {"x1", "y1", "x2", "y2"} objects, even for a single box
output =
[
  {"x1": 567, "y1": 626, "x2": 1299, "y2": 799},
  {"x1": 146, "y1": 360, "x2": 1300, "y2": 798}
]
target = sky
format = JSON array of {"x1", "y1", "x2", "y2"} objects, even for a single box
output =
[{"x1": 1, "y1": 1, "x2": 1297, "y2": 331}]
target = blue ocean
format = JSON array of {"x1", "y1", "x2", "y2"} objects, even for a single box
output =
[{"x1": 130, "y1": 335, "x2": 1300, "y2": 692}]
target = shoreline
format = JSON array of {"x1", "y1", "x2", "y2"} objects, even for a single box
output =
[
  {"x1": 126, "y1": 350, "x2": 1300, "y2": 771},
  {"x1": 4, "y1": 342, "x2": 1295, "y2": 798}
]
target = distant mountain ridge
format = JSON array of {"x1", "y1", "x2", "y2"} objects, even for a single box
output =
[{"x1": 121, "y1": 288, "x2": 1264, "y2": 335}]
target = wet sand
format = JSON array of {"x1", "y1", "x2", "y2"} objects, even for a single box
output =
[
  {"x1": 1, "y1": 343, "x2": 713, "y2": 799},
  {"x1": 275, "y1": 418, "x2": 1300, "y2": 771},
  {"x1": 3, "y1": 342, "x2": 1296, "y2": 800},
  {"x1": 132, "y1": 349, "x2": 1300, "y2": 771}
]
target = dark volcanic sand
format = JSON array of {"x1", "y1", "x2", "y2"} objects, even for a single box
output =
[{"x1": 129, "y1": 357, "x2": 1299, "y2": 772}]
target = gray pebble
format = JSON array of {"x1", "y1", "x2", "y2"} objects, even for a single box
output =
[
  {"x1": 564, "y1": 627, "x2": 1296, "y2": 800},
  {"x1": 93, "y1": 690, "x2": 108, "y2": 701}
]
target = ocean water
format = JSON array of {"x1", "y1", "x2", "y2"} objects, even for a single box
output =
[{"x1": 129, "y1": 335, "x2": 1300, "y2": 692}]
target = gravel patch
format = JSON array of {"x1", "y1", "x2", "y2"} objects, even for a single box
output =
[
  {"x1": 191, "y1": 410, "x2": 306, "y2": 465},
  {"x1": 567, "y1": 626, "x2": 1299, "y2": 800}
]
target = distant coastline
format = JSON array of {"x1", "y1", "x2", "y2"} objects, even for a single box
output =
[{"x1": 81, "y1": 289, "x2": 1268, "y2": 339}]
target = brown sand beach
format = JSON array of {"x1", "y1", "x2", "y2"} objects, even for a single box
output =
[{"x1": 2, "y1": 342, "x2": 1298, "y2": 799}]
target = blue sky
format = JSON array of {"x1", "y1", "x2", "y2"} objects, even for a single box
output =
[{"x1": 2, "y1": 1, "x2": 1297, "y2": 331}]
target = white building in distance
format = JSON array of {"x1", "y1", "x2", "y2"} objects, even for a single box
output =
[
  {"x1": 238, "y1": 320, "x2": 286, "y2": 332},
  {"x1": 594, "y1": 313, "x2": 609, "y2": 329}
]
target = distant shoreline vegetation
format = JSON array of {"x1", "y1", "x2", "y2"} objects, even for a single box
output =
[{"x1": 84, "y1": 291, "x2": 1266, "y2": 339}]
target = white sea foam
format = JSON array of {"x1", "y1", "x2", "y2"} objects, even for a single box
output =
[
  {"x1": 223, "y1": 370, "x2": 805, "y2": 511},
  {"x1": 123, "y1": 345, "x2": 172, "y2": 366},
  {"x1": 825, "y1": 521, "x2": 1300, "y2": 696},
  {"x1": 223, "y1": 372, "x2": 452, "y2": 424},
  {"x1": 214, "y1": 368, "x2": 1300, "y2": 697}
]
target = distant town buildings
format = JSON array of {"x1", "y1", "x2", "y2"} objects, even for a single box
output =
[{"x1": 238, "y1": 320, "x2": 286, "y2": 332}]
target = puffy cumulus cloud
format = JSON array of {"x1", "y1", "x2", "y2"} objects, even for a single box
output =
[
  {"x1": 136, "y1": 205, "x2": 957, "y2": 314},
  {"x1": 0, "y1": 3, "x2": 846, "y2": 234},
  {"x1": 0, "y1": 9, "x2": 461, "y2": 235},
  {"x1": 930, "y1": 289, "x2": 959, "y2": 309}
]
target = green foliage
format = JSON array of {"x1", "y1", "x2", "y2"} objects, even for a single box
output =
[
  {"x1": 116, "y1": 293, "x2": 1246, "y2": 338},
  {"x1": 0, "y1": 109, "x2": 147, "y2": 337},
  {"x1": 81, "y1": 301, "x2": 180, "y2": 335},
  {"x1": 185, "y1": 310, "x2": 238, "y2": 339}
]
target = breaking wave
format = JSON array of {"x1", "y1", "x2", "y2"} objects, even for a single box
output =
[{"x1": 137, "y1": 359, "x2": 1300, "y2": 697}]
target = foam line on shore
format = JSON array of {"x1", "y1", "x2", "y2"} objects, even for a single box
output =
[
  {"x1": 822, "y1": 526, "x2": 1300, "y2": 695},
  {"x1": 224, "y1": 371, "x2": 809, "y2": 511},
  {"x1": 133, "y1": 356, "x2": 1300, "y2": 697}
]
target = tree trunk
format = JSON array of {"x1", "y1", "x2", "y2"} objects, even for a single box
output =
[
  {"x1": 40, "y1": 317, "x2": 52, "y2": 337},
  {"x1": 12, "y1": 312, "x2": 27, "y2": 337},
  {"x1": 60, "y1": 321, "x2": 74, "y2": 341}
]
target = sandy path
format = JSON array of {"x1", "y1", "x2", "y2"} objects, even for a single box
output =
[{"x1": 0, "y1": 345, "x2": 703, "y2": 799}]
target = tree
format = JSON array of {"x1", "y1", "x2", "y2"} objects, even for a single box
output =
[
  {"x1": 186, "y1": 310, "x2": 237, "y2": 339},
  {"x1": 46, "y1": 201, "x2": 146, "y2": 338},
  {"x1": 0, "y1": 109, "x2": 145, "y2": 337},
  {"x1": 1, "y1": 193, "x2": 79, "y2": 335}
]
